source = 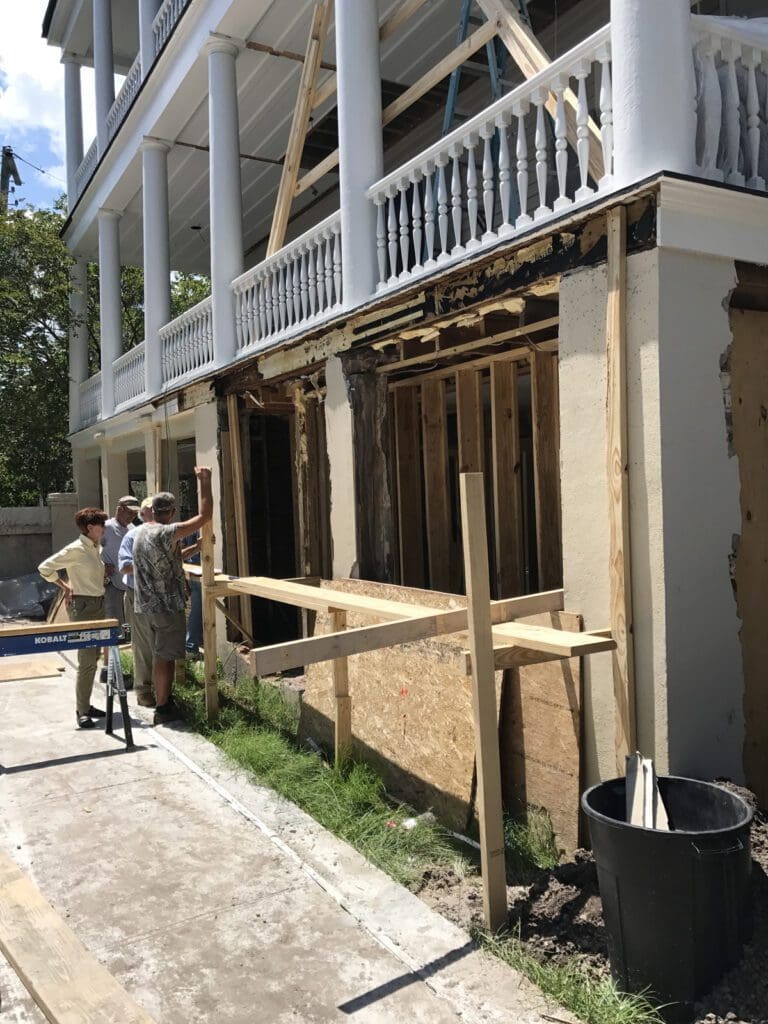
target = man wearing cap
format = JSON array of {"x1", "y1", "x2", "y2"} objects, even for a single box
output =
[
  {"x1": 99, "y1": 495, "x2": 140, "y2": 680},
  {"x1": 117, "y1": 498, "x2": 156, "y2": 706},
  {"x1": 130, "y1": 468, "x2": 213, "y2": 724}
]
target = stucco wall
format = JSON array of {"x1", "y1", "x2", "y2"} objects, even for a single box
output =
[{"x1": 0, "y1": 507, "x2": 52, "y2": 578}]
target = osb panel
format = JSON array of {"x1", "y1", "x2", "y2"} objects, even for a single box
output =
[
  {"x1": 298, "y1": 579, "x2": 501, "y2": 831},
  {"x1": 500, "y1": 611, "x2": 582, "y2": 854},
  {"x1": 730, "y1": 308, "x2": 768, "y2": 807}
]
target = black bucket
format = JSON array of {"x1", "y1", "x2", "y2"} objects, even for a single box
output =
[{"x1": 582, "y1": 776, "x2": 753, "y2": 1021}]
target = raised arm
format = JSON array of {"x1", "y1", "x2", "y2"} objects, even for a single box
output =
[{"x1": 172, "y1": 467, "x2": 213, "y2": 543}]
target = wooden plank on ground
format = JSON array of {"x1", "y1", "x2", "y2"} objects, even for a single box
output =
[
  {"x1": 456, "y1": 368, "x2": 483, "y2": 474},
  {"x1": 331, "y1": 608, "x2": 352, "y2": 761},
  {"x1": 459, "y1": 472, "x2": 507, "y2": 931},
  {"x1": 226, "y1": 393, "x2": 254, "y2": 644},
  {"x1": 0, "y1": 656, "x2": 65, "y2": 681},
  {"x1": 531, "y1": 350, "x2": 562, "y2": 590},
  {"x1": 606, "y1": 205, "x2": 636, "y2": 769},
  {"x1": 421, "y1": 380, "x2": 451, "y2": 592},
  {"x1": 394, "y1": 386, "x2": 425, "y2": 587},
  {"x1": 491, "y1": 360, "x2": 523, "y2": 597},
  {"x1": 0, "y1": 850, "x2": 156, "y2": 1024},
  {"x1": 201, "y1": 520, "x2": 219, "y2": 720},
  {"x1": 267, "y1": 0, "x2": 332, "y2": 255}
]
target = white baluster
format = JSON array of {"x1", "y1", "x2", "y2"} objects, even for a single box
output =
[
  {"x1": 292, "y1": 254, "x2": 302, "y2": 323},
  {"x1": 479, "y1": 125, "x2": 495, "y2": 242},
  {"x1": 308, "y1": 243, "x2": 318, "y2": 316},
  {"x1": 533, "y1": 88, "x2": 549, "y2": 219},
  {"x1": 465, "y1": 133, "x2": 480, "y2": 248},
  {"x1": 333, "y1": 227, "x2": 342, "y2": 306},
  {"x1": 597, "y1": 44, "x2": 613, "y2": 188},
  {"x1": 745, "y1": 47, "x2": 764, "y2": 190},
  {"x1": 398, "y1": 179, "x2": 410, "y2": 277},
  {"x1": 695, "y1": 37, "x2": 723, "y2": 181},
  {"x1": 721, "y1": 41, "x2": 745, "y2": 186},
  {"x1": 437, "y1": 157, "x2": 449, "y2": 260},
  {"x1": 553, "y1": 76, "x2": 571, "y2": 211},
  {"x1": 325, "y1": 232, "x2": 335, "y2": 306},
  {"x1": 265, "y1": 272, "x2": 274, "y2": 335},
  {"x1": 278, "y1": 260, "x2": 287, "y2": 331},
  {"x1": 424, "y1": 164, "x2": 436, "y2": 266},
  {"x1": 514, "y1": 102, "x2": 532, "y2": 228},
  {"x1": 573, "y1": 59, "x2": 594, "y2": 201},
  {"x1": 257, "y1": 277, "x2": 266, "y2": 339},
  {"x1": 300, "y1": 249, "x2": 309, "y2": 320},
  {"x1": 450, "y1": 145, "x2": 464, "y2": 253},
  {"x1": 316, "y1": 241, "x2": 325, "y2": 311},
  {"x1": 411, "y1": 172, "x2": 423, "y2": 271},
  {"x1": 375, "y1": 198, "x2": 387, "y2": 287},
  {"x1": 272, "y1": 272, "x2": 281, "y2": 334},
  {"x1": 387, "y1": 189, "x2": 398, "y2": 281},
  {"x1": 497, "y1": 113, "x2": 513, "y2": 237}
]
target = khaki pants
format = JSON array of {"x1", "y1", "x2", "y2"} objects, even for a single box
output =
[
  {"x1": 124, "y1": 588, "x2": 154, "y2": 698},
  {"x1": 69, "y1": 595, "x2": 104, "y2": 716}
]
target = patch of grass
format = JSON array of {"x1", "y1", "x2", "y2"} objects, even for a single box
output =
[
  {"x1": 119, "y1": 649, "x2": 133, "y2": 678},
  {"x1": 479, "y1": 932, "x2": 665, "y2": 1024},
  {"x1": 504, "y1": 808, "x2": 560, "y2": 882}
]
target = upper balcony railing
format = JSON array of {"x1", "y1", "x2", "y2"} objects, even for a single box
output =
[
  {"x1": 107, "y1": 53, "x2": 143, "y2": 144},
  {"x1": 232, "y1": 212, "x2": 343, "y2": 356},
  {"x1": 154, "y1": 0, "x2": 192, "y2": 56},
  {"x1": 160, "y1": 296, "x2": 214, "y2": 388},
  {"x1": 367, "y1": 25, "x2": 613, "y2": 294},
  {"x1": 79, "y1": 373, "x2": 102, "y2": 429},
  {"x1": 114, "y1": 342, "x2": 147, "y2": 411},
  {"x1": 73, "y1": 138, "x2": 98, "y2": 206}
]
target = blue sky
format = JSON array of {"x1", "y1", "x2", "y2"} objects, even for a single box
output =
[{"x1": 0, "y1": 1, "x2": 96, "y2": 211}]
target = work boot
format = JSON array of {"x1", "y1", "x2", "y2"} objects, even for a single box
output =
[
  {"x1": 136, "y1": 691, "x2": 156, "y2": 708},
  {"x1": 76, "y1": 713, "x2": 95, "y2": 729},
  {"x1": 153, "y1": 700, "x2": 181, "y2": 726}
]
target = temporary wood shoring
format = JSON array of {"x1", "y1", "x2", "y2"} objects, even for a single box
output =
[
  {"x1": 531, "y1": 349, "x2": 562, "y2": 590},
  {"x1": 394, "y1": 387, "x2": 426, "y2": 587},
  {"x1": 226, "y1": 393, "x2": 254, "y2": 643},
  {"x1": 490, "y1": 360, "x2": 523, "y2": 597},
  {"x1": 200, "y1": 521, "x2": 219, "y2": 720},
  {"x1": 420, "y1": 380, "x2": 452, "y2": 592},
  {"x1": 605, "y1": 205, "x2": 637, "y2": 767}
]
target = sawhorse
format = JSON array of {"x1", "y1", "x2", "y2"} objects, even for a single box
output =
[{"x1": 0, "y1": 618, "x2": 135, "y2": 749}]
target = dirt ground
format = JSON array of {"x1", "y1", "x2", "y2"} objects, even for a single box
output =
[{"x1": 413, "y1": 782, "x2": 768, "y2": 1024}]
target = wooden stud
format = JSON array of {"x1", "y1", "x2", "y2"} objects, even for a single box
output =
[
  {"x1": 531, "y1": 350, "x2": 562, "y2": 590},
  {"x1": 606, "y1": 205, "x2": 637, "y2": 768},
  {"x1": 388, "y1": 337, "x2": 558, "y2": 391},
  {"x1": 421, "y1": 380, "x2": 451, "y2": 591},
  {"x1": 394, "y1": 387, "x2": 425, "y2": 587},
  {"x1": 491, "y1": 361, "x2": 523, "y2": 598},
  {"x1": 330, "y1": 608, "x2": 352, "y2": 761},
  {"x1": 226, "y1": 393, "x2": 254, "y2": 643},
  {"x1": 459, "y1": 472, "x2": 508, "y2": 932},
  {"x1": 267, "y1": 0, "x2": 333, "y2": 254},
  {"x1": 200, "y1": 520, "x2": 219, "y2": 721},
  {"x1": 456, "y1": 369, "x2": 483, "y2": 474},
  {"x1": 214, "y1": 599, "x2": 256, "y2": 646},
  {"x1": 292, "y1": 387, "x2": 312, "y2": 578}
]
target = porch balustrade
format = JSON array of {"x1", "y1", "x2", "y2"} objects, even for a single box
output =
[
  {"x1": 79, "y1": 374, "x2": 102, "y2": 429},
  {"x1": 73, "y1": 139, "x2": 97, "y2": 204},
  {"x1": 159, "y1": 296, "x2": 214, "y2": 388},
  {"x1": 113, "y1": 343, "x2": 147, "y2": 410},
  {"x1": 106, "y1": 54, "x2": 142, "y2": 143},
  {"x1": 154, "y1": 0, "x2": 191, "y2": 56},
  {"x1": 231, "y1": 213, "x2": 342, "y2": 355}
]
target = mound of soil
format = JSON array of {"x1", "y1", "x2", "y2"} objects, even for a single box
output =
[{"x1": 413, "y1": 782, "x2": 768, "y2": 1024}]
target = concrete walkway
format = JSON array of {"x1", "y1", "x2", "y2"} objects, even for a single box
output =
[{"x1": 0, "y1": 660, "x2": 573, "y2": 1024}]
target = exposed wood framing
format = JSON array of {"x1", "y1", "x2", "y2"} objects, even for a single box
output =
[
  {"x1": 394, "y1": 387, "x2": 425, "y2": 587},
  {"x1": 200, "y1": 521, "x2": 219, "y2": 720},
  {"x1": 456, "y1": 368, "x2": 483, "y2": 474},
  {"x1": 605, "y1": 205, "x2": 637, "y2": 768},
  {"x1": 292, "y1": 386, "x2": 312, "y2": 578},
  {"x1": 330, "y1": 608, "x2": 352, "y2": 760},
  {"x1": 531, "y1": 349, "x2": 562, "y2": 590},
  {"x1": 267, "y1": 0, "x2": 333, "y2": 255},
  {"x1": 459, "y1": 472, "x2": 508, "y2": 932},
  {"x1": 214, "y1": 598, "x2": 255, "y2": 646},
  {"x1": 491, "y1": 360, "x2": 523, "y2": 597},
  {"x1": 421, "y1": 380, "x2": 452, "y2": 592},
  {"x1": 226, "y1": 394, "x2": 254, "y2": 643},
  {"x1": 388, "y1": 338, "x2": 558, "y2": 390}
]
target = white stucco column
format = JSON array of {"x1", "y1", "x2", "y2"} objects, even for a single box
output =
[
  {"x1": 139, "y1": 0, "x2": 162, "y2": 76},
  {"x1": 68, "y1": 256, "x2": 89, "y2": 434},
  {"x1": 97, "y1": 209, "x2": 122, "y2": 419},
  {"x1": 334, "y1": 0, "x2": 383, "y2": 308},
  {"x1": 206, "y1": 38, "x2": 242, "y2": 369},
  {"x1": 72, "y1": 449, "x2": 103, "y2": 508},
  {"x1": 62, "y1": 55, "x2": 84, "y2": 202},
  {"x1": 610, "y1": 0, "x2": 696, "y2": 186},
  {"x1": 141, "y1": 139, "x2": 171, "y2": 398},
  {"x1": 324, "y1": 355, "x2": 358, "y2": 578},
  {"x1": 93, "y1": 0, "x2": 116, "y2": 155}
]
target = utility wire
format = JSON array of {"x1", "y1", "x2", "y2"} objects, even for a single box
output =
[{"x1": 13, "y1": 151, "x2": 66, "y2": 186}]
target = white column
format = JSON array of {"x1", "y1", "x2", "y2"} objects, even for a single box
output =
[
  {"x1": 206, "y1": 38, "x2": 243, "y2": 369},
  {"x1": 68, "y1": 256, "x2": 89, "y2": 434},
  {"x1": 62, "y1": 55, "x2": 84, "y2": 203},
  {"x1": 93, "y1": 0, "x2": 116, "y2": 155},
  {"x1": 98, "y1": 209, "x2": 122, "y2": 419},
  {"x1": 334, "y1": 0, "x2": 383, "y2": 308},
  {"x1": 610, "y1": 0, "x2": 696, "y2": 187},
  {"x1": 325, "y1": 355, "x2": 358, "y2": 577},
  {"x1": 141, "y1": 139, "x2": 171, "y2": 397},
  {"x1": 139, "y1": 0, "x2": 162, "y2": 77}
]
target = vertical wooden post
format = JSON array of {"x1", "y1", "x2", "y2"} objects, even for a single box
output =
[
  {"x1": 420, "y1": 380, "x2": 451, "y2": 592},
  {"x1": 330, "y1": 607, "x2": 352, "y2": 762},
  {"x1": 606, "y1": 205, "x2": 636, "y2": 768},
  {"x1": 226, "y1": 393, "x2": 254, "y2": 643},
  {"x1": 490, "y1": 360, "x2": 523, "y2": 597},
  {"x1": 394, "y1": 387, "x2": 425, "y2": 587},
  {"x1": 456, "y1": 368, "x2": 483, "y2": 473},
  {"x1": 200, "y1": 520, "x2": 219, "y2": 720},
  {"x1": 459, "y1": 471, "x2": 508, "y2": 932},
  {"x1": 531, "y1": 350, "x2": 562, "y2": 589}
]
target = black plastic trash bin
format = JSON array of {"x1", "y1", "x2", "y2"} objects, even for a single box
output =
[{"x1": 582, "y1": 776, "x2": 753, "y2": 1021}]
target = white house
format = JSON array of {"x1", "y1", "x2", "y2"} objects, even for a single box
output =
[{"x1": 43, "y1": 0, "x2": 768, "y2": 816}]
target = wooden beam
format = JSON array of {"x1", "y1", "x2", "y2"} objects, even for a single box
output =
[
  {"x1": 330, "y1": 608, "x2": 352, "y2": 761},
  {"x1": 394, "y1": 387, "x2": 425, "y2": 587},
  {"x1": 456, "y1": 368, "x2": 483, "y2": 474},
  {"x1": 0, "y1": 851, "x2": 156, "y2": 1024},
  {"x1": 267, "y1": 0, "x2": 333, "y2": 255},
  {"x1": 245, "y1": 38, "x2": 336, "y2": 72},
  {"x1": 0, "y1": 618, "x2": 118, "y2": 638},
  {"x1": 226, "y1": 393, "x2": 254, "y2": 643},
  {"x1": 292, "y1": 387, "x2": 312, "y2": 578},
  {"x1": 606, "y1": 205, "x2": 637, "y2": 769},
  {"x1": 421, "y1": 380, "x2": 452, "y2": 592},
  {"x1": 490, "y1": 360, "x2": 523, "y2": 597},
  {"x1": 459, "y1": 472, "x2": 508, "y2": 932},
  {"x1": 214, "y1": 599, "x2": 256, "y2": 647},
  {"x1": 531, "y1": 350, "x2": 562, "y2": 590},
  {"x1": 388, "y1": 337, "x2": 558, "y2": 391},
  {"x1": 464, "y1": 627, "x2": 615, "y2": 673},
  {"x1": 201, "y1": 520, "x2": 219, "y2": 720},
  {"x1": 475, "y1": 0, "x2": 604, "y2": 181}
]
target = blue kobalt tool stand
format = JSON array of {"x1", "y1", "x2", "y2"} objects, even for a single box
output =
[{"x1": 0, "y1": 618, "x2": 135, "y2": 749}]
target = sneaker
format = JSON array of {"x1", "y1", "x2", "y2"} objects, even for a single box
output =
[
  {"x1": 87, "y1": 705, "x2": 106, "y2": 718},
  {"x1": 99, "y1": 667, "x2": 108, "y2": 683},
  {"x1": 153, "y1": 701, "x2": 181, "y2": 726},
  {"x1": 76, "y1": 714, "x2": 95, "y2": 729},
  {"x1": 136, "y1": 693, "x2": 156, "y2": 708}
]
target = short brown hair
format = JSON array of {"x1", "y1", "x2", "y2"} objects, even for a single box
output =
[{"x1": 74, "y1": 508, "x2": 108, "y2": 535}]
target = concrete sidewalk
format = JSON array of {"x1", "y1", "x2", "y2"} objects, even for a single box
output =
[{"x1": 0, "y1": 660, "x2": 573, "y2": 1024}]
